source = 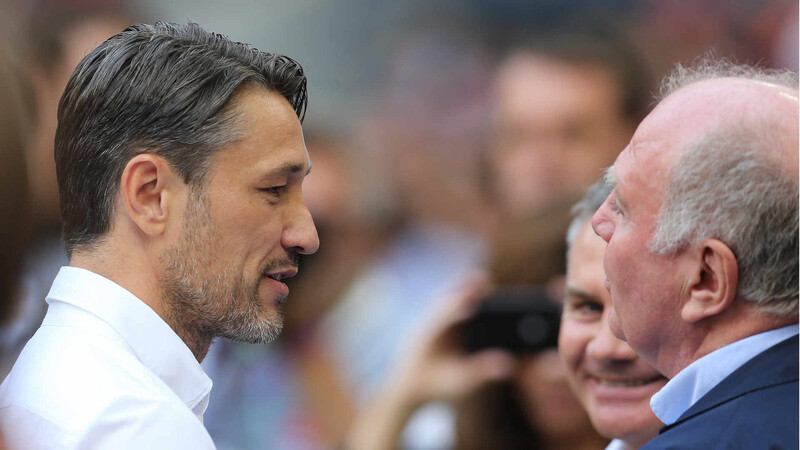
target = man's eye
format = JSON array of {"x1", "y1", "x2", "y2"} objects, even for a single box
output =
[
  {"x1": 578, "y1": 301, "x2": 603, "y2": 313},
  {"x1": 609, "y1": 198, "x2": 623, "y2": 216},
  {"x1": 566, "y1": 299, "x2": 603, "y2": 317},
  {"x1": 262, "y1": 186, "x2": 286, "y2": 196}
]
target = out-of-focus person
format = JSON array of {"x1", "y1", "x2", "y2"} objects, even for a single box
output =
[
  {"x1": 347, "y1": 204, "x2": 608, "y2": 450},
  {"x1": 24, "y1": 1, "x2": 136, "y2": 232},
  {"x1": 0, "y1": 22, "x2": 318, "y2": 448},
  {"x1": 316, "y1": 19, "x2": 490, "y2": 410},
  {"x1": 560, "y1": 180, "x2": 666, "y2": 450},
  {"x1": 0, "y1": 26, "x2": 35, "y2": 378},
  {"x1": 591, "y1": 59, "x2": 798, "y2": 449},
  {"x1": 487, "y1": 22, "x2": 650, "y2": 218}
]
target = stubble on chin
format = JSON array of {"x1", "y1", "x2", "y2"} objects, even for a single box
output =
[{"x1": 158, "y1": 191, "x2": 284, "y2": 360}]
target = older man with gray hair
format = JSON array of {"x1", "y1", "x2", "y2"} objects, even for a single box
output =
[{"x1": 591, "y1": 58, "x2": 798, "y2": 449}]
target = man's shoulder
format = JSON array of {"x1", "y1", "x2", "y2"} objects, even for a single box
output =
[
  {"x1": 0, "y1": 395, "x2": 214, "y2": 449},
  {"x1": 643, "y1": 336, "x2": 799, "y2": 449},
  {"x1": 0, "y1": 320, "x2": 189, "y2": 441},
  {"x1": 642, "y1": 380, "x2": 798, "y2": 449}
]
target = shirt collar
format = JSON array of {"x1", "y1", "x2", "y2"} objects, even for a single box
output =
[
  {"x1": 651, "y1": 324, "x2": 799, "y2": 425},
  {"x1": 605, "y1": 438, "x2": 634, "y2": 450},
  {"x1": 46, "y1": 266, "x2": 213, "y2": 416}
]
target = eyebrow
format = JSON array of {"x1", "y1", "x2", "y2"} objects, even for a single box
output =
[
  {"x1": 603, "y1": 165, "x2": 629, "y2": 213},
  {"x1": 603, "y1": 166, "x2": 617, "y2": 190},
  {"x1": 258, "y1": 162, "x2": 312, "y2": 184},
  {"x1": 564, "y1": 286, "x2": 599, "y2": 304},
  {"x1": 276, "y1": 161, "x2": 312, "y2": 176}
]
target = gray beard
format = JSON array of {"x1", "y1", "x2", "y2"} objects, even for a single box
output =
[{"x1": 158, "y1": 190, "x2": 284, "y2": 357}]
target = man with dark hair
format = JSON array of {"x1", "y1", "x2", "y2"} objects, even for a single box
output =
[
  {"x1": 591, "y1": 59, "x2": 798, "y2": 448},
  {"x1": 0, "y1": 22, "x2": 319, "y2": 448},
  {"x1": 488, "y1": 23, "x2": 651, "y2": 217}
]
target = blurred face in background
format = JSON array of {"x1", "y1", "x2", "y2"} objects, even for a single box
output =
[
  {"x1": 559, "y1": 220, "x2": 666, "y2": 448},
  {"x1": 489, "y1": 53, "x2": 633, "y2": 216}
]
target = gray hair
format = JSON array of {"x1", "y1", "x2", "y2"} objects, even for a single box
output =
[
  {"x1": 657, "y1": 57, "x2": 798, "y2": 100},
  {"x1": 567, "y1": 178, "x2": 612, "y2": 250},
  {"x1": 649, "y1": 59, "x2": 799, "y2": 316},
  {"x1": 55, "y1": 22, "x2": 308, "y2": 257}
]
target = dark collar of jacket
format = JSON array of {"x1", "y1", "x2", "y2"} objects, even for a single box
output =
[{"x1": 660, "y1": 333, "x2": 798, "y2": 433}]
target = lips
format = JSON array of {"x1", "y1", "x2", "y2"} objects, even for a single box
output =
[
  {"x1": 261, "y1": 267, "x2": 298, "y2": 298},
  {"x1": 263, "y1": 267, "x2": 298, "y2": 281},
  {"x1": 595, "y1": 375, "x2": 664, "y2": 388},
  {"x1": 587, "y1": 373, "x2": 667, "y2": 403}
]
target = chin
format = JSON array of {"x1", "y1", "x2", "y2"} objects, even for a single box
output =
[
  {"x1": 589, "y1": 399, "x2": 663, "y2": 443},
  {"x1": 219, "y1": 301, "x2": 285, "y2": 344},
  {"x1": 594, "y1": 415, "x2": 650, "y2": 443}
]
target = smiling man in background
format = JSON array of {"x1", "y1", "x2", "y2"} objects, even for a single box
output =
[
  {"x1": 0, "y1": 22, "x2": 318, "y2": 448},
  {"x1": 561, "y1": 179, "x2": 666, "y2": 450},
  {"x1": 591, "y1": 59, "x2": 798, "y2": 449}
]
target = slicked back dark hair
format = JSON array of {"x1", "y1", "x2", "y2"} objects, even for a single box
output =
[{"x1": 55, "y1": 22, "x2": 308, "y2": 256}]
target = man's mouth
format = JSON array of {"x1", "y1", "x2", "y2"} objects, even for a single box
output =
[
  {"x1": 595, "y1": 375, "x2": 663, "y2": 388},
  {"x1": 263, "y1": 267, "x2": 298, "y2": 282}
]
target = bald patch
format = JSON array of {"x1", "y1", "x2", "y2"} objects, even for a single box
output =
[{"x1": 659, "y1": 78, "x2": 798, "y2": 177}]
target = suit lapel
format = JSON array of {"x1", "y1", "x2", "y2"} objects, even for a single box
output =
[{"x1": 660, "y1": 334, "x2": 799, "y2": 433}]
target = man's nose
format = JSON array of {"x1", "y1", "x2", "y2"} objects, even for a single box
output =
[
  {"x1": 591, "y1": 203, "x2": 614, "y2": 243},
  {"x1": 282, "y1": 199, "x2": 320, "y2": 255}
]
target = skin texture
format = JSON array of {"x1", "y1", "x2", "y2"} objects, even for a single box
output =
[
  {"x1": 591, "y1": 79, "x2": 799, "y2": 377},
  {"x1": 490, "y1": 54, "x2": 633, "y2": 216},
  {"x1": 73, "y1": 87, "x2": 319, "y2": 361},
  {"x1": 560, "y1": 221, "x2": 665, "y2": 448}
]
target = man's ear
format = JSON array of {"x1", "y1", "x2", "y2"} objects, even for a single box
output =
[
  {"x1": 681, "y1": 239, "x2": 738, "y2": 323},
  {"x1": 119, "y1": 153, "x2": 180, "y2": 237}
]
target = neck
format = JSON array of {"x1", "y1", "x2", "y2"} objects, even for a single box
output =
[
  {"x1": 662, "y1": 302, "x2": 798, "y2": 377},
  {"x1": 71, "y1": 242, "x2": 212, "y2": 362},
  {"x1": 162, "y1": 306, "x2": 214, "y2": 362},
  {"x1": 540, "y1": 426, "x2": 608, "y2": 450},
  {"x1": 622, "y1": 428, "x2": 661, "y2": 449}
]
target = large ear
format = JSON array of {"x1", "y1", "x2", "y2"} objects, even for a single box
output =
[
  {"x1": 681, "y1": 238, "x2": 738, "y2": 323},
  {"x1": 119, "y1": 153, "x2": 180, "y2": 237}
]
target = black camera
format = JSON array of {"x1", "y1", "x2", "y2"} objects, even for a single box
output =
[{"x1": 461, "y1": 286, "x2": 561, "y2": 355}]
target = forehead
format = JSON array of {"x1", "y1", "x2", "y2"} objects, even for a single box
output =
[
  {"x1": 209, "y1": 87, "x2": 308, "y2": 174},
  {"x1": 492, "y1": 54, "x2": 624, "y2": 122}
]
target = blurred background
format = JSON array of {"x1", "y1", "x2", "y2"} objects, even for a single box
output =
[{"x1": 0, "y1": 0, "x2": 796, "y2": 449}]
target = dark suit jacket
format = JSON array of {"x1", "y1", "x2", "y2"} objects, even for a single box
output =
[{"x1": 642, "y1": 334, "x2": 799, "y2": 450}]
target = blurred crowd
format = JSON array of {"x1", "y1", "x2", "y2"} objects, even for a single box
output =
[{"x1": 0, "y1": 0, "x2": 796, "y2": 449}]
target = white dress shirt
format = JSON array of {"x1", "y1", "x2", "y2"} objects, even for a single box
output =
[
  {"x1": 605, "y1": 438, "x2": 635, "y2": 450},
  {"x1": 0, "y1": 266, "x2": 215, "y2": 449},
  {"x1": 650, "y1": 324, "x2": 799, "y2": 425}
]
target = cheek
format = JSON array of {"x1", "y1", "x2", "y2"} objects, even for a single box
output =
[
  {"x1": 558, "y1": 321, "x2": 589, "y2": 370},
  {"x1": 605, "y1": 236, "x2": 638, "y2": 287},
  {"x1": 607, "y1": 307, "x2": 625, "y2": 341}
]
